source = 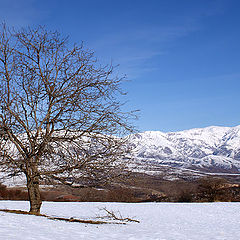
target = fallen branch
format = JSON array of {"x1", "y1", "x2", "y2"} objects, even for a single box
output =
[{"x1": 0, "y1": 209, "x2": 126, "y2": 225}]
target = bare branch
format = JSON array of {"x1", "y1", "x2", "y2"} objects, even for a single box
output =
[{"x1": 0, "y1": 24, "x2": 136, "y2": 213}]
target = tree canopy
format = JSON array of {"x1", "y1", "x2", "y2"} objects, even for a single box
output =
[{"x1": 0, "y1": 24, "x2": 135, "y2": 213}]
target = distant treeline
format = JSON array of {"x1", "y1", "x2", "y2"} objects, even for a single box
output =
[{"x1": 1, "y1": 175, "x2": 240, "y2": 203}]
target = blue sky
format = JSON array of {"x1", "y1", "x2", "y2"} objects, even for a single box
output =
[{"x1": 0, "y1": 0, "x2": 240, "y2": 132}]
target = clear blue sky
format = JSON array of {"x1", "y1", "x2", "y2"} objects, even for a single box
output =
[{"x1": 0, "y1": 0, "x2": 240, "y2": 132}]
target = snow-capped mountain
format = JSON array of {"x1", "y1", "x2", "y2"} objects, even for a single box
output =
[{"x1": 130, "y1": 125, "x2": 240, "y2": 177}]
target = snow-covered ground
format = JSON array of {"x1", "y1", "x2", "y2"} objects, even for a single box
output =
[{"x1": 0, "y1": 201, "x2": 240, "y2": 240}]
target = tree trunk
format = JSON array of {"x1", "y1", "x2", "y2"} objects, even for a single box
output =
[{"x1": 26, "y1": 174, "x2": 42, "y2": 214}]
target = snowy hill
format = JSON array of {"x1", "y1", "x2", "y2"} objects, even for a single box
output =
[{"x1": 130, "y1": 125, "x2": 240, "y2": 177}]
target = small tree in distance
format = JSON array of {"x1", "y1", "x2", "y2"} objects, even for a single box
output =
[{"x1": 0, "y1": 24, "x2": 136, "y2": 213}]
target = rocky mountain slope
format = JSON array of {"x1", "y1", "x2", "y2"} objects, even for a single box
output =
[{"x1": 130, "y1": 125, "x2": 240, "y2": 178}]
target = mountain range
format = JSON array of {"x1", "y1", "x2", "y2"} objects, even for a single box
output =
[
  {"x1": 2, "y1": 125, "x2": 240, "y2": 186},
  {"x1": 130, "y1": 125, "x2": 240, "y2": 179}
]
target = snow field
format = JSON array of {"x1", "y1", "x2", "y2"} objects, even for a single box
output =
[{"x1": 0, "y1": 201, "x2": 240, "y2": 240}]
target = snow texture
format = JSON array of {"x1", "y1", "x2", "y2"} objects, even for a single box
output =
[{"x1": 0, "y1": 201, "x2": 240, "y2": 240}]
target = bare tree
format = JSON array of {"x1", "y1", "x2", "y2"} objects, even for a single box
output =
[{"x1": 0, "y1": 24, "x2": 135, "y2": 213}]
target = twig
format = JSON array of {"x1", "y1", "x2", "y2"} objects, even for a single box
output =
[{"x1": 98, "y1": 207, "x2": 140, "y2": 223}]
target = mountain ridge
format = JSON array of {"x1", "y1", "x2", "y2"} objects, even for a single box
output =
[{"x1": 130, "y1": 125, "x2": 240, "y2": 178}]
